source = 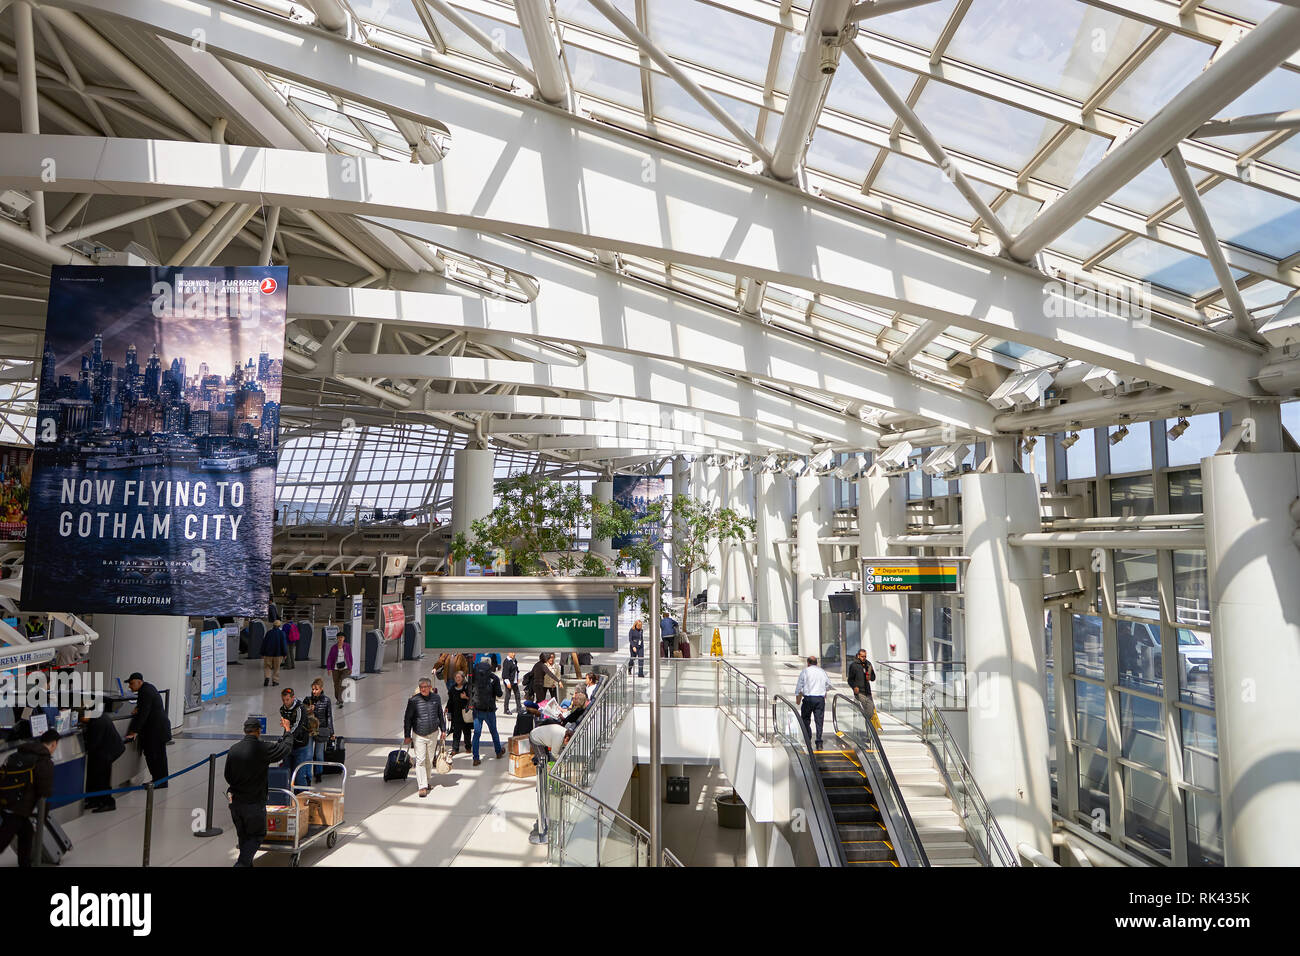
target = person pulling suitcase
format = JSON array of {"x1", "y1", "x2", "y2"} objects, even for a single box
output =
[{"x1": 0, "y1": 729, "x2": 59, "y2": 867}]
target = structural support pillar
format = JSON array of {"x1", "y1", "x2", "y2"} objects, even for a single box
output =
[
  {"x1": 858, "y1": 474, "x2": 909, "y2": 664},
  {"x1": 705, "y1": 460, "x2": 725, "y2": 603},
  {"x1": 756, "y1": 469, "x2": 794, "y2": 626},
  {"x1": 671, "y1": 456, "x2": 688, "y2": 598},
  {"x1": 1203, "y1": 451, "x2": 1300, "y2": 865},
  {"x1": 723, "y1": 466, "x2": 754, "y2": 605},
  {"x1": 796, "y1": 473, "x2": 826, "y2": 659},
  {"x1": 591, "y1": 478, "x2": 613, "y2": 564},
  {"x1": 961, "y1": 472, "x2": 1052, "y2": 855},
  {"x1": 88, "y1": 615, "x2": 189, "y2": 732},
  {"x1": 450, "y1": 447, "x2": 495, "y2": 573}
]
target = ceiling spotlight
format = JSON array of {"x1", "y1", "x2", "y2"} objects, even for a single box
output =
[
  {"x1": 1060, "y1": 431, "x2": 1081, "y2": 451},
  {"x1": 760, "y1": 453, "x2": 779, "y2": 471},
  {"x1": 783, "y1": 458, "x2": 807, "y2": 477},
  {"x1": 833, "y1": 453, "x2": 868, "y2": 481},
  {"x1": 873, "y1": 440, "x2": 913, "y2": 473},
  {"x1": 1168, "y1": 417, "x2": 1190, "y2": 441},
  {"x1": 1021, "y1": 435, "x2": 1037, "y2": 455},
  {"x1": 1108, "y1": 424, "x2": 1130, "y2": 446},
  {"x1": 808, "y1": 448, "x2": 835, "y2": 472}
]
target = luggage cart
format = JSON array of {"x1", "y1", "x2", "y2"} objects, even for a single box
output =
[{"x1": 258, "y1": 761, "x2": 346, "y2": 867}]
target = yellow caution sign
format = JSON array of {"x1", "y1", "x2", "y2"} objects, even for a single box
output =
[{"x1": 710, "y1": 627, "x2": 723, "y2": 657}]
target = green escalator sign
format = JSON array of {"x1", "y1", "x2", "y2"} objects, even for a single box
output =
[{"x1": 425, "y1": 612, "x2": 609, "y2": 651}]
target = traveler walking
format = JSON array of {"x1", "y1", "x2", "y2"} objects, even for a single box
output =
[
  {"x1": 660, "y1": 613, "x2": 677, "y2": 657},
  {"x1": 123, "y1": 672, "x2": 171, "y2": 786},
  {"x1": 324, "y1": 632, "x2": 352, "y2": 709},
  {"x1": 279, "y1": 688, "x2": 313, "y2": 786},
  {"x1": 847, "y1": 649, "x2": 878, "y2": 727},
  {"x1": 502, "y1": 651, "x2": 521, "y2": 715},
  {"x1": 628, "y1": 619, "x2": 645, "y2": 677},
  {"x1": 81, "y1": 709, "x2": 125, "y2": 813},
  {"x1": 469, "y1": 658, "x2": 506, "y2": 767},
  {"x1": 0, "y1": 729, "x2": 58, "y2": 867},
  {"x1": 447, "y1": 670, "x2": 472, "y2": 755},
  {"x1": 529, "y1": 653, "x2": 550, "y2": 703},
  {"x1": 303, "y1": 679, "x2": 335, "y2": 784},
  {"x1": 794, "y1": 655, "x2": 833, "y2": 749},
  {"x1": 224, "y1": 716, "x2": 294, "y2": 867},
  {"x1": 403, "y1": 678, "x2": 446, "y2": 797},
  {"x1": 262, "y1": 620, "x2": 289, "y2": 686},
  {"x1": 543, "y1": 653, "x2": 562, "y2": 700}
]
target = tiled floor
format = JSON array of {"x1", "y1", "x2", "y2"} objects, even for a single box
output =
[{"x1": 6, "y1": 608, "x2": 826, "y2": 867}]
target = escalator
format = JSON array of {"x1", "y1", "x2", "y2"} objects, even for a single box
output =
[
  {"x1": 814, "y1": 746, "x2": 898, "y2": 866},
  {"x1": 773, "y1": 694, "x2": 929, "y2": 867}
]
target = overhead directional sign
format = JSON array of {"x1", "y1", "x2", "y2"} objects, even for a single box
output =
[{"x1": 861, "y1": 558, "x2": 963, "y2": 594}]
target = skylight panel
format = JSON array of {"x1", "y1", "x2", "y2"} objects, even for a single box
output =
[
  {"x1": 823, "y1": 55, "x2": 914, "y2": 128},
  {"x1": 871, "y1": 153, "x2": 1001, "y2": 223},
  {"x1": 646, "y1": 0, "x2": 774, "y2": 87},
  {"x1": 1047, "y1": 218, "x2": 1125, "y2": 261},
  {"x1": 944, "y1": 0, "x2": 1148, "y2": 103},
  {"x1": 863, "y1": 0, "x2": 961, "y2": 51},
  {"x1": 567, "y1": 44, "x2": 644, "y2": 111},
  {"x1": 1099, "y1": 238, "x2": 1248, "y2": 298},
  {"x1": 649, "y1": 74, "x2": 761, "y2": 143},
  {"x1": 1165, "y1": 179, "x2": 1300, "y2": 260},
  {"x1": 1105, "y1": 161, "x2": 1180, "y2": 217},
  {"x1": 1101, "y1": 33, "x2": 1212, "y2": 122},
  {"x1": 351, "y1": 0, "x2": 432, "y2": 41},
  {"x1": 805, "y1": 127, "x2": 879, "y2": 183},
  {"x1": 912, "y1": 82, "x2": 1062, "y2": 170}
]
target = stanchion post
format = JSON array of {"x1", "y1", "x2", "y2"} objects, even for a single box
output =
[
  {"x1": 195, "y1": 752, "x2": 224, "y2": 838},
  {"x1": 33, "y1": 797, "x2": 47, "y2": 867},
  {"x1": 142, "y1": 783, "x2": 155, "y2": 867},
  {"x1": 649, "y1": 575, "x2": 662, "y2": 867}
]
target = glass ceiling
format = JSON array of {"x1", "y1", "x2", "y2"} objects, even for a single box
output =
[{"x1": 272, "y1": 0, "x2": 1300, "y2": 368}]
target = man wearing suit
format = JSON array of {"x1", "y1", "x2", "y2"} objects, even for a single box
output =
[
  {"x1": 123, "y1": 672, "x2": 171, "y2": 787},
  {"x1": 501, "y1": 652, "x2": 521, "y2": 715},
  {"x1": 627, "y1": 620, "x2": 645, "y2": 678}
]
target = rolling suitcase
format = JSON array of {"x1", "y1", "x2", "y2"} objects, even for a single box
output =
[
  {"x1": 40, "y1": 816, "x2": 73, "y2": 865},
  {"x1": 268, "y1": 766, "x2": 291, "y2": 793},
  {"x1": 383, "y1": 745, "x2": 411, "y2": 782},
  {"x1": 323, "y1": 736, "x2": 345, "y2": 774}
]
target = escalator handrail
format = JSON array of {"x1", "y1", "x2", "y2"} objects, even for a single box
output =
[
  {"x1": 831, "y1": 693, "x2": 931, "y2": 868},
  {"x1": 771, "y1": 694, "x2": 848, "y2": 867}
]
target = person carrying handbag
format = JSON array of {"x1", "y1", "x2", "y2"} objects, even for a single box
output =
[{"x1": 446, "y1": 670, "x2": 472, "y2": 755}]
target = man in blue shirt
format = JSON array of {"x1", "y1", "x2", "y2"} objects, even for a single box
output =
[
  {"x1": 794, "y1": 656, "x2": 833, "y2": 749},
  {"x1": 660, "y1": 613, "x2": 678, "y2": 657}
]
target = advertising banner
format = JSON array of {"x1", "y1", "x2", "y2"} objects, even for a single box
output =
[
  {"x1": 22, "y1": 266, "x2": 287, "y2": 616},
  {"x1": 611, "y1": 475, "x2": 664, "y2": 551},
  {"x1": 200, "y1": 628, "x2": 215, "y2": 702},
  {"x1": 214, "y1": 627, "x2": 228, "y2": 698},
  {"x1": 0, "y1": 445, "x2": 32, "y2": 541}
]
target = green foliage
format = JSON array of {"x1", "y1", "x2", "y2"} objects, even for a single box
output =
[
  {"x1": 448, "y1": 474, "x2": 590, "y2": 575},
  {"x1": 664, "y1": 493, "x2": 755, "y2": 623}
]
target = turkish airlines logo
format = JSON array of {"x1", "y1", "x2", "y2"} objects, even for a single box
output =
[{"x1": 259, "y1": 277, "x2": 277, "y2": 295}]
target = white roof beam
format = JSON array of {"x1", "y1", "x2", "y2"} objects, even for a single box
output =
[
  {"x1": 847, "y1": 0, "x2": 946, "y2": 22},
  {"x1": 769, "y1": 0, "x2": 852, "y2": 183},
  {"x1": 1192, "y1": 109, "x2": 1300, "y2": 139},
  {"x1": 513, "y1": 0, "x2": 569, "y2": 106},
  {"x1": 12, "y1": 0, "x2": 1268, "y2": 397},
  {"x1": 888, "y1": 319, "x2": 943, "y2": 368},
  {"x1": 492, "y1": 419, "x2": 758, "y2": 454},
  {"x1": 1160, "y1": 147, "x2": 1261, "y2": 344},
  {"x1": 1007, "y1": 3, "x2": 1300, "y2": 261},
  {"x1": 844, "y1": 43, "x2": 1013, "y2": 250}
]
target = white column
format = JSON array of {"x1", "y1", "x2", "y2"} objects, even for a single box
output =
[
  {"x1": 756, "y1": 470, "x2": 793, "y2": 626},
  {"x1": 671, "y1": 456, "x2": 688, "y2": 598},
  {"x1": 723, "y1": 466, "x2": 754, "y2": 604},
  {"x1": 88, "y1": 615, "x2": 189, "y2": 731},
  {"x1": 451, "y1": 447, "x2": 495, "y2": 573},
  {"x1": 591, "y1": 478, "x2": 613, "y2": 562},
  {"x1": 688, "y1": 457, "x2": 707, "y2": 603},
  {"x1": 858, "y1": 475, "x2": 909, "y2": 664},
  {"x1": 705, "y1": 461, "x2": 725, "y2": 603},
  {"x1": 961, "y1": 472, "x2": 1052, "y2": 854},
  {"x1": 796, "y1": 473, "x2": 825, "y2": 658},
  {"x1": 1203, "y1": 452, "x2": 1300, "y2": 866}
]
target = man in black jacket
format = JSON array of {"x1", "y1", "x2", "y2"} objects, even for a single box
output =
[
  {"x1": 501, "y1": 652, "x2": 521, "y2": 715},
  {"x1": 403, "y1": 678, "x2": 446, "y2": 798},
  {"x1": 469, "y1": 658, "x2": 505, "y2": 767},
  {"x1": 224, "y1": 716, "x2": 294, "y2": 867},
  {"x1": 81, "y1": 710, "x2": 126, "y2": 813},
  {"x1": 0, "y1": 729, "x2": 59, "y2": 867},
  {"x1": 847, "y1": 650, "x2": 877, "y2": 723},
  {"x1": 278, "y1": 688, "x2": 312, "y2": 786},
  {"x1": 123, "y1": 672, "x2": 170, "y2": 787}
]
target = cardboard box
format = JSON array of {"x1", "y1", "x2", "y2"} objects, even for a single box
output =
[
  {"x1": 265, "y1": 798, "x2": 308, "y2": 842},
  {"x1": 509, "y1": 752, "x2": 536, "y2": 778},
  {"x1": 508, "y1": 734, "x2": 531, "y2": 756},
  {"x1": 300, "y1": 790, "x2": 345, "y2": 827}
]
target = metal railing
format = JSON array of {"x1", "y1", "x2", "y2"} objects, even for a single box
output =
[
  {"x1": 831, "y1": 693, "x2": 929, "y2": 867},
  {"x1": 695, "y1": 622, "x2": 798, "y2": 656},
  {"x1": 771, "y1": 694, "x2": 846, "y2": 866},
  {"x1": 550, "y1": 662, "x2": 632, "y2": 793},
  {"x1": 921, "y1": 704, "x2": 1018, "y2": 867},
  {"x1": 876, "y1": 660, "x2": 966, "y2": 725},
  {"x1": 718, "y1": 659, "x2": 770, "y2": 741},
  {"x1": 547, "y1": 774, "x2": 683, "y2": 867}
]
